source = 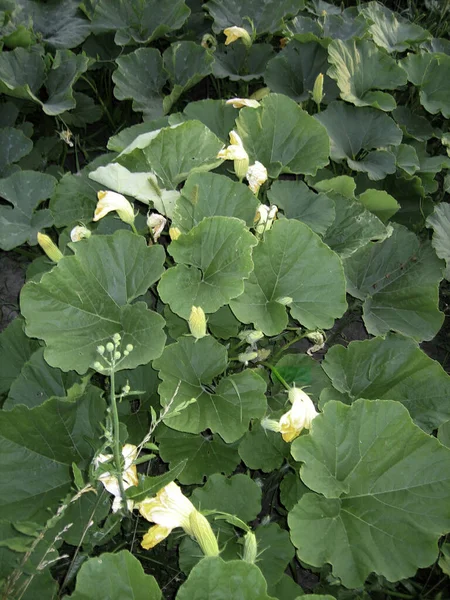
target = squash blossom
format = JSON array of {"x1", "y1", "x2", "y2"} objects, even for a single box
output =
[
  {"x1": 138, "y1": 482, "x2": 219, "y2": 556},
  {"x1": 246, "y1": 161, "x2": 268, "y2": 195},
  {"x1": 279, "y1": 388, "x2": 318, "y2": 443},
  {"x1": 147, "y1": 212, "x2": 167, "y2": 242},
  {"x1": 188, "y1": 306, "x2": 207, "y2": 339},
  {"x1": 312, "y1": 73, "x2": 324, "y2": 107},
  {"x1": 93, "y1": 190, "x2": 135, "y2": 226},
  {"x1": 226, "y1": 98, "x2": 260, "y2": 109},
  {"x1": 37, "y1": 232, "x2": 63, "y2": 263},
  {"x1": 96, "y1": 444, "x2": 139, "y2": 512},
  {"x1": 254, "y1": 204, "x2": 278, "y2": 235},
  {"x1": 217, "y1": 130, "x2": 249, "y2": 181},
  {"x1": 223, "y1": 26, "x2": 252, "y2": 48}
]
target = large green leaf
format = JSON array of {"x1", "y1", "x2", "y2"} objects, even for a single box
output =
[
  {"x1": 156, "y1": 426, "x2": 240, "y2": 485},
  {"x1": 17, "y1": 0, "x2": 91, "y2": 48},
  {"x1": 0, "y1": 126, "x2": 32, "y2": 175},
  {"x1": 163, "y1": 42, "x2": 214, "y2": 113},
  {"x1": 230, "y1": 219, "x2": 347, "y2": 336},
  {"x1": 173, "y1": 172, "x2": 259, "y2": 233},
  {"x1": 42, "y1": 49, "x2": 91, "y2": 115},
  {"x1": 182, "y1": 100, "x2": 238, "y2": 142},
  {"x1": 0, "y1": 170, "x2": 56, "y2": 251},
  {"x1": 401, "y1": 52, "x2": 450, "y2": 118},
  {"x1": 113, "y1": 48, "x2": 166, "y2": 120},
  {"x1": 267, "y1": 180, "x2": 335, "y2": 236},
  {"x1": 69, "y1": 550, "x2": 161, "y2": 600},
  {"x1": 288, "y1": 399, "x2": 450, "y2": 588},
  {"x1": 176, "y1": 557, "x2": 276, "y2": 600},
  {"x1": 265, "y1": 40, "x2": 338, "y2": 104},
  {"x1": 0, "y1": 46, "x2": 45, "y2": 101},
  {"x1": 239, "y1": 422, "x2": 290, "y2": 472},
  {"x1": 117, "y1": 121, "x2": 223, "y2": 190},
  {"x1": 320, "y1": 333, "x2": 450, "y2": 432},
  {"x1": 327, "y1": 39, "x2": 407, "y2": 111},
  {"x1": 205, "y1": 0, "x2": 301, "y2": 34},
  {"x1": 357, "y1": 188, "x2": 400, "y2": 222},
  {"x1": 360, "y1": 2, "x2": 431, "y2": 53},
  {"x1": 0, "y1": 318, "x2": 39, "y2": 395},
  {"x1": 236, "y1": 94, "x2": 330, "y2": 178},
  {"x1": 427, "y1": 203, "x2": 450, "y2": 280},
  {"x1": 255, "y1": 523, "x2": 295, "y2": 587},
  {"x1": 213, "y1": 43, "x2": 275, "y2": 82},
  {"x1": 159, "y1": 216, "x2": 257, "y2": 319},
  {"x1": 0, "y1": 391, "x2": 105, "y2": 521},
  {"x1": 344, "y1": 224, "x2": 444, "y2": 341},
  {"x1": 90, "y1": 0, "x2": 190, "y2": 45},
  {"x1": 315, "y1": 102, "x2": 402, "y2": 180},
  {"x1": 21, "y1": 231, "x2": 166, "y2": 374},
  {"x1": 153, "y1": 336, "x2": 267, "y2": 443}
]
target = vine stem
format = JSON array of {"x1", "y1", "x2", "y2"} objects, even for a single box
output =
[
  {"x1": 262, "y1": 362, "x2": 290, "y2": 391},
  {"x1": 130, "y1": 222, "x2": 139, "y2": 235},
  {"x1": 109, "y1": 368, "x2": 127, "y2": 509},
  {"x1": 273, "y1": 333, "x2": 308, "y2": 361}
]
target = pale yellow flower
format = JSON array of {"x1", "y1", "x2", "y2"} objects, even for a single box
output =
[
  {"x1": 246, "y1": 161, "x2": 268, "y2": 194},
  {"x1": 169, "y1": 226, "x2": 181, "y2": 241},
  {"x1": 37, "y1": 232, "x2": 63, "y2": 263},
  {"x1": 147, "y1": 212, "x2": 167, "y2": 242},
  {"x1": 96, "y1": 444, "x2": 139, "y2": 512},
  {"x1": 279, "y1": 388, "x2": 318, "y2": 443},
  {"x1": 226, "y1": 98, "x2": 260, "y2": 109},
  {"x1": 217, "y1": 130, "x2": 249, "y2": 180},
  {"x1": 223, "y1": 26, "x2": 252, "y2": 47},
  {"x1": 93, "y1": 190, "x2": 135, "y2": 225},
  {"x1": 254, "y1": 204, "x2": 277, "y2": 235},
  {"x1": 188, "y1": 306, "x2": 207, "y2": 339}
]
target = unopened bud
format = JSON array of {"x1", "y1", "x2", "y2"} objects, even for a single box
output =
[
  {"x1": 114, "y1": 351, "x2": 121, "y2": 360},
  {"x1": 37, "y1": 232, "x2": 63, "y2": 263},
  {"x1": 238, "y1": 330, "x2": 264, "y2": 344},
  {"x1": 106, "y1": 342, "x2": 114, "y2": 353},
  {"x1": 93, "y1": 361, "x2": 103, "y2": 371},
  {"x1": 238, "y1": 350, "x2": 258, "y2": 363},
  {"x1": 189, "y1": 511, "x2": 219, "y2": 557},
  {"x1": 250, "y1": 87, "x2": 270, "y2": 101},
  {"x1": 147, "y1": 213, "x2": 167, "y2": 242},
  {"x1": 122, "y1": 384, "x2": 131, "y2": 394},
  {"x1": 113, "y1": 333, "x2": 121, "y2": 343},
  {"x1": 243, "y1": 531, "x2": 258, "y2": 563},
  {"x1": 188, "y1": 306, "x2": 207, "y2": 339},
  {"x1": 97, "y1": 345, "x2": 105, "y2": 355},
  {"x1": 306, "y1": 331, "x2": 325, "y2": 345},
  {"x1": 256, "y1": 348, "x2": 271, "y2": 362},
  {"x1": 126, "y1": 344, "x2": 134, "y2": 352},
  {"x1": 169, "y1": 227, "x2": 181, "y2": 241},
  {"x1": 312, "y1": 73, "x2": 324, "y2": 107},
  {"x1": 261, "y1": 417, "x2": 281, "y2": 433},
  {"x1": 70, "y1": 225, "x2": 91, "y2": 242}
]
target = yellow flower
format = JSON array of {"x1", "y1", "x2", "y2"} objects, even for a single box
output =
[
  {"x1": 223, "y1": 26, "x2": 252, "y2": 47},
  {"x1": 93, "y1": 190, "x2": 135, "y2": 225},
  {"x1": 188, "y1": 306, "x2": 207, "y2": 339},
  {"x1": 147, "y1": 212, "x2": 167, "y2": 242},
  {"x1": 96, "y1": 444, "x2": 138, "y2": 512},
  {"x1": 246, "y1": 161, "x2": 268, "y2": 195},
  {"x1": 226, "y1": 98, "x2": 260, "y2": 109},
  {"x1": 169, "y1": 226, "x2": 181, "y2": 241},
  {"x1": 254, "y1": 204, "x2": 278, "y2": 235},
  {"x1": 217, "y1": 130, "x2": 249, "y2": 180},
  {"x1": 279, "y1": 388, "x2": 318, "y2": 443},
  {"x1": 37, "y1": 232, "x2": 63, "y2": 263},
  {"x1": 138, "y1": 482, "x2": 219, "y2": 556}
]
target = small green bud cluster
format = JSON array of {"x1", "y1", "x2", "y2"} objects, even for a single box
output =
[
  {"x1": 237, "y1": 330, "x2": 270, "y2": 365},
  {"x1": 93, "y1": 333, "x2": 134, "y2": 373}
]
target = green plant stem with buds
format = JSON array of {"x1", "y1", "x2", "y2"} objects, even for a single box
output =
[
  {"x1": 262, "y1": 362, "x2": 290, "y2": 390},
  {"x1": 108, "y1": 366, "x2": 128, "y2": 509}
]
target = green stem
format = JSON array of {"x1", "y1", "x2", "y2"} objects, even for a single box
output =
[
  {"x1": 262, "y1": 362, "x2": 290, "y2": 391},
  {"x1": 109, "y1": 368, "x2": 127, "y2": 509},
  {"x1": 130, "y1": 222, "x2": 139, "y2": 235},
  {"x1": 273, "y1": 333, "x2": 308, "y2": 360}
]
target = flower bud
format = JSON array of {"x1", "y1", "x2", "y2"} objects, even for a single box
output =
[
  {"x1": 254, "y1": 204, "x2": 277, "y2": 235},
  {"x1": 242, "y1": 531, "x2": 258, "y2": 563},
  {"x1": 261, "y1": 417, "x2": 281, "y2": 433},
  {"x1": 189, "y1": 511, "x2": 219, "y2": 557},
  {"x1": 113, "y1": 333, "x2": 121, "y2": 343},
  {"x1": 147, "y1": 213, "x2": 167, "y2": 242},
  {"x1": 217, "y1": 130, "x2": 250, "y2": 181},
  {"x1": 188, "y1": 306, "x2": 207, "y2": 339},
  {"x1": 93, "y1": 361, "x2": 103, "y2": 371},
  {"x1": 312, "y1": 73, "x2": 324, "y2": 107},
  {"x1": 37, "y1": 232, "x2": 63, "y2": 263},
  {"x1": 114, "y1": 351, "x2": 121, "y2": 360},
  {"x1": 238, "y1": 330, "x2": 264, "y2": 344},
  {"x1": 250, "y1": 87, "x2": 270, "y2": 101},
  {"x1": 70, "y1": 225, "x2": 91, "y2": 242},
  {"x1": 126, "y1": 344, "x2": 134, "y2": 352},
  {"x1": 226, "y1": 98, "x2": 260, "y2": 109},
  {"x1": 93, "y1": 191, "x2": 135, "y2": 226},
  {"x1": 169, "y1": 227, "x2": 181, "y2": 241},
  {"x1": 256, "y1": 348, "x2": 271, "y2": 362},
  {"x1": 97, "y1": 345, "x2": 105, "y2": 355},
  {"x1": 238, "y1": 350, "x2": 258, "y2": 364},
  {"x1": 106, "y1": 342, "x2": 114, "y2": 353},
  {"x1": 246, "y1": 161, "x2": 268, "y2": 195},
  {"x1": 223, "y1": 26, "x2": 252, "y2": 48}
]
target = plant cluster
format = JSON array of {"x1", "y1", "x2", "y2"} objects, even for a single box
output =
[{"x1": 0, "y1": 0, "x2": 450, "y2": 599}]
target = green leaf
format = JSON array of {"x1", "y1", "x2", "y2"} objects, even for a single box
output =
[
  {"x1": 0, "y1": 170, "x2": 56, "y2": 251},
  {"x1": 392, "y1": 143, "x2": 420, "y2": 176},
  {"x1": 21, "y1": 231, "x2": 166, "y2": 374},
  {"x1": 173, "y1": 172, "x2": 259, "y2": 233},
  {"x1": 360, "y1": 1, "x2": 431, "y2": 53},
  {"x1": 438, "y1": 421, "x2": 450, "y2": 448},
  {"x1": 401, "y1": 52, "x2": 450, "y2": 118},
  {"x1": 344, "y1": 224, "x2": 444, "y2": 341},
  {"x1": 426, "y1": 203, "x2": 450, "y2": 280},
  {"x1": 230, "y1": 219, "x2": 347, "y2": 336},
  {"x1": 321, "y1": 333, "x2": 450, "y2": 432},
  {"x1": 69, "y1": 550, "x2": 161, "y2": 600},
  {"x1": 176, "y1": 556, "x2": 276, "y2": 600},
  {"x1": 236, "y1": 94, "x2": 330, "y2": 178},
  {"x1": 0, "y1": 318, "x2": 39, "y2": 395},
  {"x1": 267, "y1": 574, "x2": 305, "y2": 600},
  {"x1": 322, "y1": 194, "x2": 389, "y2": 258},
  {"x1": 17, "y1": 0, "x2": 91, "y2": 49},
  {"x1": 182, "y1": 100, "x2": 239, "y2": 142},
  {"x1": 61, "y1": 92, "x2": 102, "y2": 127},
  {"x1": 207, "y1": 305, "x2": 241, "y2": 340},
  {"x1": 159, "y1": 216, "x2": 257, "y2": 319},
  {"x1": 280, "y1": 472, "x2": 309, "y2": 511},
  {"x1": 275, "y1": 354, "x2": 331, "y2": 401},
  {"x1": 213, "y1": 43, "x2": 274, "y2": 82},
  {"x1": 327, "y1": 39, "x2": 407, "y2": 111},
  {"x1": 42, "y1": 49, "x2": 91, "y2": 116},
  {"x1": 157, "y1": 426, "x2": 241, "y2": 485},
  {"x1": 205, "y1": 0, "x2": 302, "y2": 34},
  {"x1": 5, "y1": 348, "x2": 80, "y2": 409},
  {"x1": 267, "y1": 180, "x2": 335, "y2": 236},
  {"x1": 126, "y1": 461, "x2": 187, "y2": 503},
  {"x1": 288, "y1": 399, "x2": 450, "y2": 588},
  {"x1": 315, "y1": 102, "x2": 402, "y2": 180},
  {"x1": 255, "y1": 523, "x2": 295, "y2": 587},
  {"x1": 265, "y1": 40, "x2": 338, "y2": 104},
  {"x1": 90, "y1": 0, "x2": 190, "y2": 45},
  {"x1": 107, "y1": 118, "x2": 170, "y2": 153},
  {"x1": 357, "y1": 189, "x2": 400, "y2": 222},
  {"x1": 0, "y1": 46, "x2": 45, "y2": 101},
  {"x1": 117, "y1": 120, "x2": 223, "y2": 190},
  {"x1": 163, "y1": 42, "x2": 214, "y2": 114},
  {"x1": 0, "y1": 126, "x2": 32, "y2": 175},
  {"x1": 239, "y1": 421, "x2": 290, "y2": 472},
  {"x1": 153, "y1": 336, "x2": 267, "y2": 442},
  {"x1": 113, "y1": 48, "x2": 166, "y2": 120},
  {"x1": 190, "y1": 474, "x2": 261, "y2": 522},
  {"x1": 0, "y1": 391, "x2": 105, "y2": 521},
  {"x1": 392, "y1": 106, "x2": 434, "y2": 142}
]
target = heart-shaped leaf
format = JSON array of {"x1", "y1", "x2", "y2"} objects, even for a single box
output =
[{"x1": 427, "y1": 203, "x2": 450, "y2": 280}]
